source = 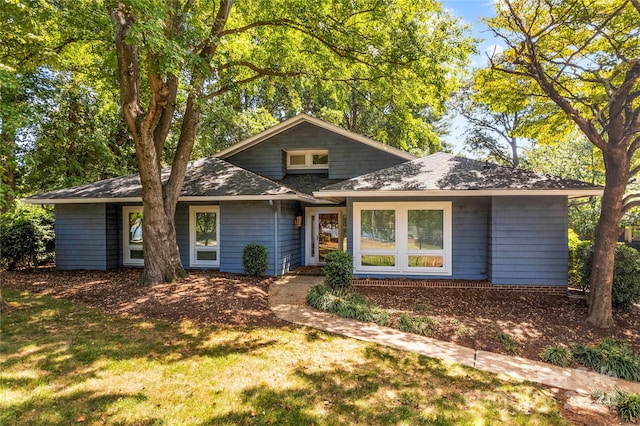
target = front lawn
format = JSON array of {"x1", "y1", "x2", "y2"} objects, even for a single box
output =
[{"x1": 1, "y1": 288, "x2": 567, "y2": 425}]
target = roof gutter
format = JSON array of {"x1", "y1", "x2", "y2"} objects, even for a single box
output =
[
  {"x1": 23, "y1": 193, "x2": 332, "y2": 205},
  {"x1": 313, "y1": 188, "x2": 605, "y2": 199}
]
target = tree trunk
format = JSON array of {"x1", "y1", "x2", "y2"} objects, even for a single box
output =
[
  {"x1": 135, "y1": 127, "x2": 187, "y2": 285},
  {"x1": 586, "y1": 146, "x2": 628, "y2": 327}
]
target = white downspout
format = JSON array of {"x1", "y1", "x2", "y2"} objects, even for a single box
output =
[{"x1": 274, "y1": 201, "x2": 279, "y2": 276}]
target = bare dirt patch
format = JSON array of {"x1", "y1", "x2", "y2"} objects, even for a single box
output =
[{"x1": 1, "y1": 268, "x2": 287, "y2": 327}]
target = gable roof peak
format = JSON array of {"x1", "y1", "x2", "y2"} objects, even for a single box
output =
[{"x1": 214, "y1": 113, "x2": 416, "y2": 161}]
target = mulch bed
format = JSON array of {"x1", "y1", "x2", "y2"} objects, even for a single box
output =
[
  {"x1": 2, "y1": 268, "x2": 288, "y2": 327},
  {"x1": 354, "y1": 285, "x2": 640, "y2": 361}
]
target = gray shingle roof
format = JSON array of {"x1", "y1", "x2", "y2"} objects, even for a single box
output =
[
  {"x1": 277, "y1": 174, "x2": 346, "y2": 194},
  {"x1": 26, "y1": 157, "x2": 312, "y2": 202},
  {"x1": 318, "y1": 152, "x2": 602, "y2": 193}
]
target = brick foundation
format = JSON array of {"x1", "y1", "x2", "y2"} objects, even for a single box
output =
[{"x1": 351, "y1": 278, "x2": 567, "y2": 295}]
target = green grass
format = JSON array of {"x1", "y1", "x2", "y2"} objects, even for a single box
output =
[{"x1": 1, "y1": 289, "x2": 569, "y2": 425}]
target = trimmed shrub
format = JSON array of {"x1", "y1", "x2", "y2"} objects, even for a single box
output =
[
  {"x1": 306, "y1": 285, "x2": 390, "y2": 326},
  {"x1": 570, "y1": 241, "x2": 640, "y2": 310},
  {"x1": 323, "y1": 250, "x2": 353, "y2": 292},
  {"x1": 572, "y1": 338, "x2": 640, "y2": 382},
  {"x1": 242, "y1": 244, "x2": 268, "y2": 276},
  {"x1": 0, "y1": 206, "x2": 54, "y2": 269},
  {"x1": 539, "y1": 345, "x2": 574, "y2": 367}
]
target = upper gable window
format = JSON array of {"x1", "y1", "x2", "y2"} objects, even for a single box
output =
[{"x1": 287, "y1": 150, "x2": 329, "y2": 170}]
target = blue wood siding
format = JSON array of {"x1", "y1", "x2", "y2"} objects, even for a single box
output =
[
  {"x1": 488, "y1": 196, "x2": 568, "y2": 285},
  {"x1": 346, "y1": 197, "x2": 489, "y2": 280},
  {"x1": 219, "y1": 200, "x2": 276, "y2": 275},
  {"x1": 55, "y1": 204, "x2": 109, "y2": 270},
  {"x1": 175, "y1": 203, "x2": 190, "y2": 267},
  {"x1": 225, "y1": 122, "x2": 408, "y2": 180},
  {"x1": 105, "y1": 204, "x2": 119, "y2": 269},
  {"x1": 277, "y1": 201, "x2": 303, "y2": 274}
]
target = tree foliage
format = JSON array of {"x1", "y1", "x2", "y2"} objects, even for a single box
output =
[
  {"x1": 106, "y1": 0, "x2": 474, "y2": 284},
  {"x1": 486, "y1": 0, "x2": 640, "y2": 327},
  {"x1": 1, "y1": 0, "x2": 135, "y2": 208}
]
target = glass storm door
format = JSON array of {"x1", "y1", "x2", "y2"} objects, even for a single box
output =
[{"x1": 307, "y1": 208, "x2": 346, "y2": 265}]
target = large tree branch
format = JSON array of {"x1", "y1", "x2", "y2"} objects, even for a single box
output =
[
  {"x1": 109, "y1": 6, "x2": 143, "y2": 139},
  {"x1": 164, "y1": 0, "x2": 234, "y2": 211},
  {"x1": 497, "y1": 2, "x2": 607, "y2": 150},
  {"x1": 153, "y1": 2, "x2": 195, "y2": 160}
]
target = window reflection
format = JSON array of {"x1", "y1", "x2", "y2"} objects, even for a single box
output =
[{"x1": 129, "y1": 212, "x2": 143, "y2": 244}]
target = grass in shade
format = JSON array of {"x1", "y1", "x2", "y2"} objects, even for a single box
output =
[{"x1": 1, "y1": 289, "x2": 568, "y2": 425}]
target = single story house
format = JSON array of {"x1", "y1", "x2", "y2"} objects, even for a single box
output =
[{"x1": 25, "y1": 114, "x2": 603, "y2": 287}]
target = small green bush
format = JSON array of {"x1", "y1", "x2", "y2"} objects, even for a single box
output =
[
  {"x1": 0, "y1": 206, "x2": 54, "y2": 269},
  {"x1": 572, "y1": 338, "x2": 640, "y2": 382},
  {"x1": 494, "y1": 331, "x2": 521, "y2": 355},
  {"x1": 570, "y1": 241, "x2": 640, "y2": 310},
  {"x1": 617, "y1": 391, "x2": 640, "y2": 422},
  {"x1": 539, "y1": 345, "x2": 574, "y2": 367},
  {"x1": 593, "y1": 390, "x2": 640, "y2": 422},
  {"x1": 323, "y1": 251, "x2": 353, "y2": 292},
  {"x1": 398, "y1": 315, "x2": 437, "y2": 337},
  {"x1": 306, "y1": 285, "x2": 390, "y2": 326},
  {"x1": 242, "y1": 244, "x2": 268, "y2": 276}
]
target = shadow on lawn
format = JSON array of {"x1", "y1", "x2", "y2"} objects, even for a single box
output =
[
  {"x1": 2, "y1": 289, "x2": 565, "y2": 425},
  {"x1": 203, "y1": 346, "x2": 548, "y2": 426},
  {"x1": 0, "y1": 290, "x2": 278, "y2": 425}
]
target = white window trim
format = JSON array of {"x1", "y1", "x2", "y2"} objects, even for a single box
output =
[
  {"x1": 353, "y1": 202, "x2": 452, "y2": 275},
  {"x1": 123, "y1": 206, "x2": 144, "y2": 266},
  {"x1": 189, "y1": 206, "x2": 220, "y2": 268},
  {"x1": 286, "y1": 149, "x2": 329, "y2": 170},
  {"x1": 305, "y1": 207, "x2": 347, "y2": 265}
]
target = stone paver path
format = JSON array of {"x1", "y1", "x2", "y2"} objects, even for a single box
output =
[{"x1": 269, "y1": 274, "x2": 640, "y2": 395}]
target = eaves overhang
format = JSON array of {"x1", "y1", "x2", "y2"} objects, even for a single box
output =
[
  {"x1": 23, "y1": 193, "x2": 330, "y2": 205},
  {"x1": 313, "y1": 188, "x2": 605, "y2": 199}
]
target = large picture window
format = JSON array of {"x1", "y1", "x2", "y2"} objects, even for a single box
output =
[
  {"x1": 353, "y1": 202, "x2": 451, "y2": 275},
  {"x1": 123, "y1": 206, "x2": 144, "y2": 265},
  {"x1": 189, "y1": 206, "x2": 220, "y2": 267}
]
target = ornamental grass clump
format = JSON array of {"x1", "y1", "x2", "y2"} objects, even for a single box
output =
[
  {"x1": 539, "y1": 345, "x2": 574, "y2": 367},
  {"x1": 306, "y1": 285, "x2": 390, "y2": 326},
  {"x1": 398, "y1": 315, "x2": 438, "y2": 337},
  {"x1": 593, "y1": 390, "x2": 640, "y2": 422},
  {"x1": 572, "y1": 338, "x2": 640, "y2": 382},
  {"x1": 494, "y1": 331, "x2": 521, "y2": 355}
]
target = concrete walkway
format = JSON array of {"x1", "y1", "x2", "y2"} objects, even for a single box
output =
[{"x1": 269, "y1": 274, "x2": 640, "y2": 395}]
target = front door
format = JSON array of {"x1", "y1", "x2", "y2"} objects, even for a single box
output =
[{"x1": 306, "y1": 208, "x2": 347, "y2": 265}]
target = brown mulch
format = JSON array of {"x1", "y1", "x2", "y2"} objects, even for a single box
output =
[
  {"x1": 1, "y1": 268, "x2": 288, "y2": 327},
  {"x1": 353, "y1": 285, "x2": 640, "y2": 361}
]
